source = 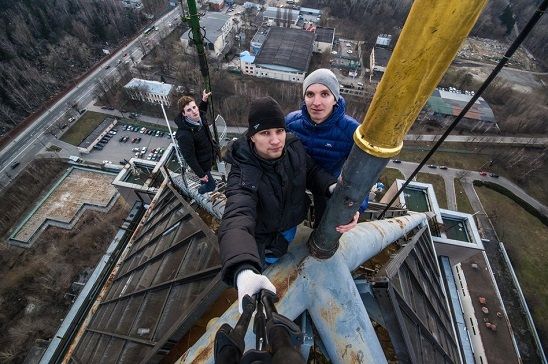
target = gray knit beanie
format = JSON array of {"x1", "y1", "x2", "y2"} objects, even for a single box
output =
[{"x1": 302, "y1": 68, "x2": 341, "y2": 101}]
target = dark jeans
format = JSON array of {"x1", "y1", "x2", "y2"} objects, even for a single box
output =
[{"x1": 198, "y1": 171, "x2": 216, "y2": 194}]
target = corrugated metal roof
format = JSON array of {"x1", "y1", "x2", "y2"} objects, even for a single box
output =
[
  {"x1": 70, "y1": 186, "x2": 223, "y2": 363},
  {"x1": 427, "y1": 90, "x2": 495, "y2": 122},
  {"x1": 315, "y1": 27, "x2": 334, "y2": 43},
  {"x1": 369, "y1": 225, "x2": 461, "y2": 363},
  {"x1": 254, "y1": 27, "x2": 314, "y2": 71}
]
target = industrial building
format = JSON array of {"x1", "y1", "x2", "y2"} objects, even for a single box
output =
[
  {"x1": 180, "y1": 12, "x2": 237, "y2": 59},
  {"x1": 424, "y1": 88, "x2": 497, "y2": 130},
  {"x1": 241, "y1": 27, "x2": 314, "y2": 83}
]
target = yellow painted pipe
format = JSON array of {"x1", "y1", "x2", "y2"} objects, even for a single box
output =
[{"x1": 354, "y1": 0, "x2": 488, "y2": 158}]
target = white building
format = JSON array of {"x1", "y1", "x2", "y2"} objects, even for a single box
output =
[
  {"x1": 262, "y1": 6, "x2": 300, "y2": 28},
  {"x1": 180, "y1": 12, "x2": 236, "y2": 58},
  {"x1": 240, "y1": 27, "x2": 314, "y2": 83},
  {"x1": 313, "y1": 27, "x2": 334, "y2": 53},
  {"x1": 124, "y1": 79, "x2": 173, "y2": 106}
]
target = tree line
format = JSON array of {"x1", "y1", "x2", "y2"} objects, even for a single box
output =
[
  {"x1": 0, "y1": 0, "x2": 151, "y2": 136},
  {"x1": 302, "y1": 0, "x2": 546, "y2": 67}
]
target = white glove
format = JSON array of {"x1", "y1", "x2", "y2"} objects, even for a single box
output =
[
  {"x1": 328, "y1": 183, "x2": 337, "y2": 195},
  {"x1": 236, "y1": 269, "x2": 276, "y2": 313}
]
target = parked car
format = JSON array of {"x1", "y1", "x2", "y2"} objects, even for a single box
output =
[
  {"x1": 68, "y1": 117, "x2": 75, "y2": 123},
  {"x1": 439, "y1": 165, "x2": 448, "y2": 170},
  {"x1": 79, "y1": 109, "x2": 87, "y2": 114},
  {"x1": 119, "y1": 159, "x2": 129, "y2": 165},
  {"x1": 427, "y1": 164, "x2": 437, "y2": 169},
  {"x1": 489, "y1": 173, "x2": 499, "y2": 178},
  {"x1": 105, "y1": 65, "x2": 111, "y2": 69},
  {"x1": 392, "y1": 159, "x2": 402, "y2": 164},
  {"x1": 479, "y1": 171, "x2": 488, "y2": 176},
  {"x1": 93, "y1": 145, "x2": 104, "y2": 150},
  {"x1": 10, "y1": 161, "x2": 20, "y2": 169}
]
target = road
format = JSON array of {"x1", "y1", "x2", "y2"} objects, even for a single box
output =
[
  {"x1": 387, "y1": 160, "x2": 548, "y2": 218},
  {"x1": 0, "y1": 6, "x2": 182, "y2": 181}
]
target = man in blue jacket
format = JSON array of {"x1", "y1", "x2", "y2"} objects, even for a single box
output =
[{"x1": 286, "y1": 68, "x2": 367, "y2": 226}]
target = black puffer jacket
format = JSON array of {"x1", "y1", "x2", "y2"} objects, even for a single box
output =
[
  {"x1": 174, "y1": 100, "x2": 215, "y2": 178},
  {"x1": 218, "y1": 133, "x2": 336, "y2": 286}
]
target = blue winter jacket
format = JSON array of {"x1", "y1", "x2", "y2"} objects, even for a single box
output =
[{"x1": 285, "y1": 97, "x2": 359, "y2": 177}]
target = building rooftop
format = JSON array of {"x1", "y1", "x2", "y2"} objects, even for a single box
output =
[
  {"x1": 250, "y1": 26, "x2": 269, "y2": 47},
  {"x1": 254, "y1": 27, "x2": 314, "y2": 71},
  {"x1": 124, "y1": 78, "x2": 173, "y2": 96},
  {"x1": 263, "y1": 6, "x2": 300, "y2": 20},
  {"x1": 239, "y1": 50, "x2": 255, "y2": 63},
  {"x1": 182, "y1": 12, "x2": 231, "y2": 44},
  {"x1": 373, "y1": 46, "x2": 392, "y2": 67},
  {"x1": 69, "y1": 185, "x2": 224, "y2": 363},
  {"x1": 315, "y1": 27, "x2": 334, "y2": 43},
  {"x1": 428, "y1": 89, "x2": 495, "y2": 122},
  {"x1": 299, "y1": 7, "x2": 321, "y2": 15}
]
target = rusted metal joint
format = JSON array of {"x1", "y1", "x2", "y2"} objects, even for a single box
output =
[{"x1": 307, "y1": 233, "x2": 339, "y2": 259}]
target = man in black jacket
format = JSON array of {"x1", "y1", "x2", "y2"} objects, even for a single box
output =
[
  {"x1": 219, "y1": 96, "x2": 358, "y2": 312},
  {"x1": 174, "y1": 90, "x2": 216, "y2": 194}
]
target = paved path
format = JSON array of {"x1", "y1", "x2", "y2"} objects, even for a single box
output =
[
  {"x1": 387, "y1": 161, "x2": 548, "y2": 218},
  {"x1": 404, "y1": 134, "x2": 548, "y2": 146},
  {"x1": 389, "y1": 161, "x2": 545, "y2": 362}
]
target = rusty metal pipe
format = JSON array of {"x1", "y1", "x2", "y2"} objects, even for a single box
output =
[
  {"x1": 309, "y1": 0, "x2": 488, "y2": 258},
  {"x1": 180, "y1": 214, "x2": 427, "y2": 363}
]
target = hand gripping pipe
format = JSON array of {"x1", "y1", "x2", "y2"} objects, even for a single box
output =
[
  {"x1": 308, "y1": 0, "x2": 488, "y2": 259},
  {"x1": 179, "y1": 213, "x2": 428, "y2": 363}
]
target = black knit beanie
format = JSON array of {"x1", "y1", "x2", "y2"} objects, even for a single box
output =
[{"x1": 248, "y1": 96, "x2": 285, "y2": 136}]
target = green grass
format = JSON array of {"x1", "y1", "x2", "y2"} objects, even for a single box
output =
[
  {"x1": 454, "y1": 178, "x2": 474, "y2": 213},
  {"x1": 398, "y1": 145, "x2": 491, "y2": 170},
  {"x1": 60, "y1": 112, "x2": 107, "y2": 146},
  {"x1": 416, "y1": 172, "x2": 447, "y2": 208},
  {"x1": 376, "y1": 168, "x2": 404, "y2": 200},
  {"x1": 379, "y1": 168, "x2": 404, "y2": 189},
  {"x1": 475, "y1": 185, "x2": 548, "y2": 342},
  {"x1": 397, "y1": 142, "x2": 547, "y2": 206}
]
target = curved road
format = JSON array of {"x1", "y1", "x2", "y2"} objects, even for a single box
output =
[{"x1": 387, "y1": 160, "x2": 548, "y2": 218}]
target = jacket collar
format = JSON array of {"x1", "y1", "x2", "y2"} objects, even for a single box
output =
[{"x1": 224, "y1": 134, "x2": 297, "y2": 190}]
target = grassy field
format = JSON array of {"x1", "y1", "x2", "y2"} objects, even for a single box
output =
[
  {"x1": 379, "y1": 168, "x2": 404, "y2": 189},
  {"x1": 397, "y1": 142, "x2": 547, "y2": 205},
  {"x1": 60, "y1": 111, "x2": 107, "y2": 146},
  {"x1": 476, "y1": 186, "x2": 548, "y2": 344},
  {"x1": 398, "y1": 144, "x2": 491, "y2": 170},
  {"x1": 454, "y1": 178, "x2": 474, "y2": 213},
  {"x1": 416, "y1": 172, "x2": 448, "y2": 209}
]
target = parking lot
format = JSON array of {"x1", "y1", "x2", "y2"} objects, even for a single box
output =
[{"x1": 85, "y1": 123, "x2": 173, "y2": 165}]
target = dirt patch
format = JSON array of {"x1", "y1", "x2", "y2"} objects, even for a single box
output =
[
  {"x1": 0, "y1": 159, "x2": 67, "y2": 240},
  {"x1": 0, "y1": 199, "x2": 129, "y2": 363},
  {"x1": 12, "y1": 168, "x2": 118, "y2": 244}
]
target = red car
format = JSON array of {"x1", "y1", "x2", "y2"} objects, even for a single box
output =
[{"x1": 479, "y1": 171, "x2": 488, "y2": 176}]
